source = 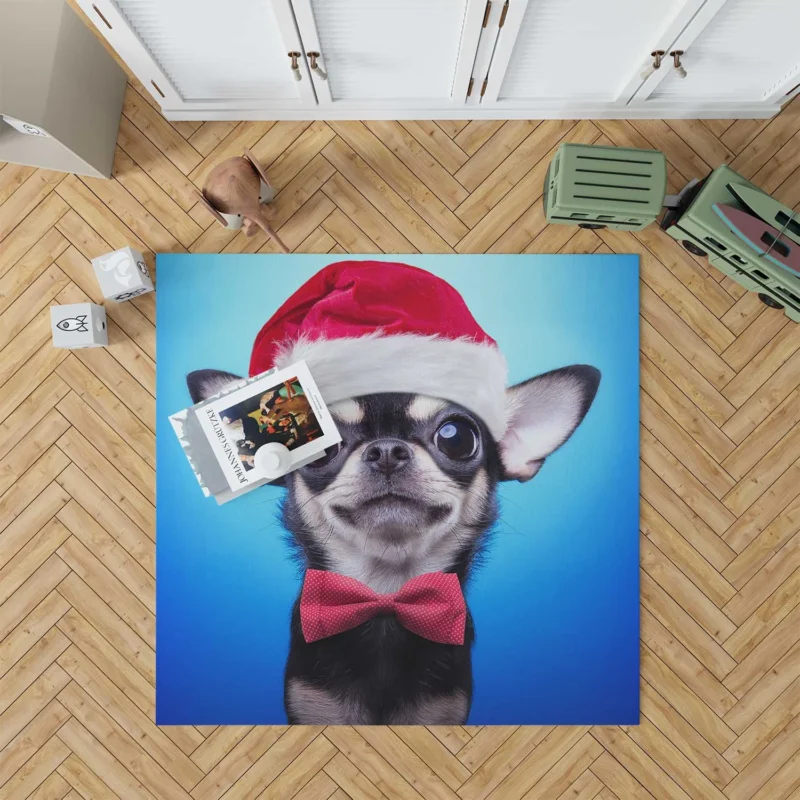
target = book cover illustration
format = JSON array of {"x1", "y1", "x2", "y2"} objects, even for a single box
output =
[{"x1": 171, "y1": 360, "x2": 341, "y2": 501}]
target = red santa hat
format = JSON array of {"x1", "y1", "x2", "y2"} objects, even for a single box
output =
[{"x1": 249, "y1": 260, "x2": 509, "y2": 440}]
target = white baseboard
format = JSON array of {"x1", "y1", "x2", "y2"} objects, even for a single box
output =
[{"x1": 163, "y1": 102, "x2": 780, "y2": 122}]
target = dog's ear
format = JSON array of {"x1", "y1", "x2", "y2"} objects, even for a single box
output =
[
  {"x1": 500, "y1": 365, "x2": 600, "y2": 482},
  {"x1": 186, "y1": 369, "x2": 243, "y2": 403}
]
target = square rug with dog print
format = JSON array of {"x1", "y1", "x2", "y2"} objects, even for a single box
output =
[{"x1": 156, "y1": 254, "x2": 640, "y2": 725}]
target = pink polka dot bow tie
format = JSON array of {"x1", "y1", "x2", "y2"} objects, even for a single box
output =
[{"x1": 300, "y1": 569, "x2": 467, "y2": 645}]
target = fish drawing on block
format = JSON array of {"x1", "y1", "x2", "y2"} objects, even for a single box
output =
[{"x1": 712, "y1": 203, "x2": 800, "y2": 277}]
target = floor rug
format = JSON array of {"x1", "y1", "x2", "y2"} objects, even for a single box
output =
[{"x1": 156, "y1": 254, "x2": 639, "y2": 725}]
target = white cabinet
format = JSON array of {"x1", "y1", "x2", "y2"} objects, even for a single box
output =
[
  {"x1": 631, "y1": 0, "x2": 800, "y2": 108},
  {"x1": 82, "y1": 0, "x2": 316, "y2": 112},
  {"x1": 77, "y1": 0, "x2": 800, "y2": 120},
  {"x1": 480, "y1": 0, "x2": 705, "y2": 107},
  {"x1": 290, "y1": 0, "x2": 486, "y2": 108}
]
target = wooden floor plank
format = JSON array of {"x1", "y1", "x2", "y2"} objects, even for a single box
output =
[
  {"x1": 322, "y1": 172, "x2": 416, "y2": 253},
  {"x1": 640, "y1": 681, "x2": 737, "y2": 790},
  {"x1": 111, "y1": 148, "x2": 202, "y2": 249},
  {"x1": 323, "y1": 132, "x2": 457, "y2": 251},
  {"x1": 56, "y1": 466, "x2": 155, "y2": 576},
  {"x1": 116, "y1": 116, "x2": 201, "y2": 212},
  {"x1": 591, "y1": 725, "x2": 694, "y2": 800},
  {"x1": 0, "y1": 170, "x2": 65, "y2": 243},
  {"x1": 589, "y1": 751, "x2": 655, "y2": 799},
  {"x1": 56, "y1": 426, "x2": 154, "y2": 530},
  {"x1": 56, "y1": 536, "x2": 154, "y2": 648},
  {"x1": 723, "y1": 641, "x2": 800, "y2": 734},
  {"x1": 257, "y1": 124, "x2": 334, "y2": 196},
  {"x1": 57, "y1": 752, "x2": 123, "y2": 800},
  {"x1": 0, "y1": 193, "x2": 69, "y2": 277},
  {"x1": 56, "y1": 571, "x2": 155, "y2": 686},
  {"x1": 641, "y1": 536, "x2": 736, "y2": 644},
  {"x1": 453, "y1": 121, "x2": 539, "y2": 192},
  {"x1": 400, "y1": 121, "x2": 470, "y2": 175},
  {"x1": 456, "y1": 727, "x2": 551, "y2": 800},
  {"x1": 56, "y1": 652, "x2": 202, "y2": 793},
  {"x1": 0, "y1": 164, "x2": 37, "y2": 206},
  {"x1": 0, "y1": 263, "x2": 70, "y2": 348},
  {"x1": 723, "y1": 539, "x2": 800, "y2": 628},
  {"x1": 0, "y1": 733, "x2": 70, "y2": 800},
  {"x1": 0, "y1": 697, "x2": 71, "y2": 788},
  {"x1": 722, "y1": 349, "x2": 800, "y2": 445},
  {"x1": 363, "y1": 120, "x2": 469, "y2": 210},
  {"x1": 641, "y1": 618, "x2": 738, "y2": 726},
  {"x1": 189, "y1": 727, "x2": 287, "y2": 800},
  {"x1": 454, "y1": 119, "x2": 582, "y2": 232},
  {"x1": 0, "y1": 665, "x2": 70, "y2": 756},
  {"x1": 453, "y1": 121, "x2": 505, "y2": 155},
  {"x1": 56, "y1": 716, "x2": 159, "y2": 800},
  {"x1": 641, "y1": 500, "x2": 736, "y2": 609},
  {"x1": 186, "y1": 122, "x2": 238, "y2": 158},
  {"x1": 722, "y1": 387, "x2": 800, "y2": 479},
  {"x1": 484, "y1": 726, "x2": 591, "y2": 800},
  {"x1": 0, "y1": 228, "x2": 68, "y2": 317},
  {"x1": 121, "y1": 85, "x2": 202, "y2": 176},
  {"x1": 56, "y1": 501, "x2": 154, "y2": 611}
]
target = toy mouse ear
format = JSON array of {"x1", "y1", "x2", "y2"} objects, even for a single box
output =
[
  {"x1": 196, "y1": 191, "x2": 229, "y2": 228},
  {"x1": 244, "y1": 148, "x2": 273, "y2": 190}
]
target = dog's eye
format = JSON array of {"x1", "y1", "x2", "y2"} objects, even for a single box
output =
[
  {"x1": 434, "y1": 420, "x2": 478, "y2": 460},
  {"x1": 307, "y1": 442, "x2": 341, "y2": 468}
]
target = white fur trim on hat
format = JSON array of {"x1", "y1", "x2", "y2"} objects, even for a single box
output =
[{"x1": 274, "y1": 333, "x2": 509, "y2": 440}]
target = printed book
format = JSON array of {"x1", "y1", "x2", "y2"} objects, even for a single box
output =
[{"x1": 170, "y1": 360, "x2": 341, "y2": 503}]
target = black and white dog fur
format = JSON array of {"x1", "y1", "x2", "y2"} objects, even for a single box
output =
[{"x1": 187, "y1": 364, "x2": 600, "y2": 724}]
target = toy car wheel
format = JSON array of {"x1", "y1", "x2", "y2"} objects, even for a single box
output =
[
  {"x1": 578, "y1": 223, "x2": 606, "y2": 229},
  {"x1": 682, "y1": 240, "x2": 707, "y2": 257},
  {"x1": 758, "y1": 293, "x2": 784, "y2": 310}
]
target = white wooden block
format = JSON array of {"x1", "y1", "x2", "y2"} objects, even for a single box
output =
[
  {"x1": 91, "y1": 246, "x2": 154, "y2": 302},
  {"x1": 51, "y1": 302, "x2": 107, "y2": 348}
]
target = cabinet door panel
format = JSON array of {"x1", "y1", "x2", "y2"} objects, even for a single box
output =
[
  {"x1": 492, "y1": 0, "x2": 694, "y2": 103},
  {"x1": 77, "y1": 0, "x2": 314, "y2": 110},
  {"x1": 292, "y1": 0, "x2": 484, "y2": 105},
  {"x1": 647, "y1": 0, "x2": 800, "y2": 103}
]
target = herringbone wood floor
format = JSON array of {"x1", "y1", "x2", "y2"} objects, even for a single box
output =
[{"x1": 3, "y1": 60, "x2": 800, "y2": 800}]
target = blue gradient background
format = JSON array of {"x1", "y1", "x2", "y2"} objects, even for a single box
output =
[{"x1": 156, "y1": 254, "x2": 640, "y2": 725}]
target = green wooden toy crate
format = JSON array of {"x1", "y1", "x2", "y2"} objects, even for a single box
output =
[
  {"x1": 544, "y1": 143, "x2": 667, "y2": 231},
  {"x1": 660, "y1": 164, "x2": 800, "y2": 323}
]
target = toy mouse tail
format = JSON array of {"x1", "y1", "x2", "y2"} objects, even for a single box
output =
[{"x1": 253, "y1": 210, "x2": 290, "y2": 253}]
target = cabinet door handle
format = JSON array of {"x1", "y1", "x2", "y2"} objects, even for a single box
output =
[
  {"x1": 307, "y1": 52, "x2": 328, "y2": 81},
  {"x1": 670, "y1": 50, "x2": 687, "y2": 79},
  {"x1": 288, "y1": 51, "x2": 302, "y2": 81},
  {"x1": 640, "y1": 50, "x2": 665, "y2": 80}
]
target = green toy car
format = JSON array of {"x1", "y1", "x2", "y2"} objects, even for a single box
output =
[
  {"x1": 544, "y1": 143, "x2": 667, "y2": 231},
  {"x1": 660, "y1": 165, "x2": 800, "y2": 322}
]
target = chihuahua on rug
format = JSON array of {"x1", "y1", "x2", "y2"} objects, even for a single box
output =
[{"x1": 186, "y1": 260, "x2": 600, "y2": 725}]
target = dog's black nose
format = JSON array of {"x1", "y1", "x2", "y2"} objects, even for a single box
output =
[{"x1": 362, "y1": 439, "x2": 412, "y2": 475}]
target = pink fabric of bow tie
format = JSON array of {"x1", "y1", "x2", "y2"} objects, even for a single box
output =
[{"x1": 300, "y1": 569, "x2": 466, "y2": 645}]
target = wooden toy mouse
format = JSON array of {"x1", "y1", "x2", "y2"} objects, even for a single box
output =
[{"x1": 197, "y1": 148, "x2": 289, "y2": 253}]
